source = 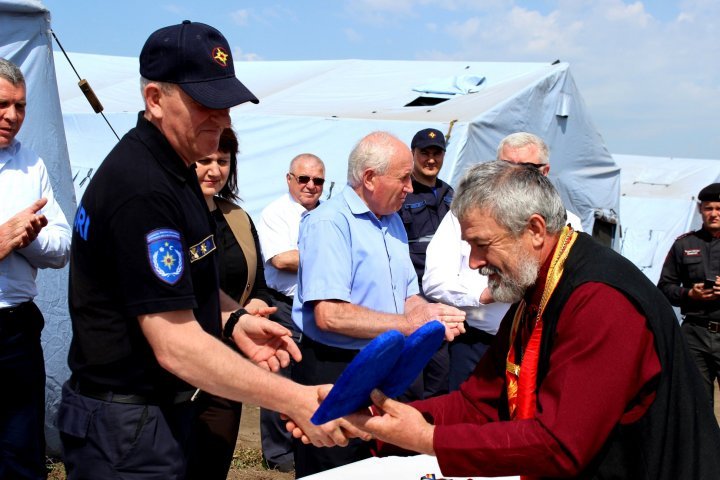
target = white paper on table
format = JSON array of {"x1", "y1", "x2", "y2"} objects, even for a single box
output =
[{"x1": 302, "y1": 454, "x2": 520, "y2": 480}]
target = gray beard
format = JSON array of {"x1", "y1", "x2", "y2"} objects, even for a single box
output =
[{"x1": 480, "y1": 246, "x2": 540, "y2": 304}]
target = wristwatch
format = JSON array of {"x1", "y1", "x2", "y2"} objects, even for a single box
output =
[{"x1": 223, "y1": 308, "x2": 248, "y2": 340}]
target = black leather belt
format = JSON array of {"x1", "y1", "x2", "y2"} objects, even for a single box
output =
[
  {"x1": 300, "y1": 335, "x2": 360, "y2": 362},
  {"x1": 0, "y1": 301, "x2": 33, "y2": 320},
  {"x1": 72, "y1": 380, "x2": 196, "y2": 405},
  {"x1": 270, "y1": 288, "x2": 294, "y2": 305},
  {"x1": 685, "y1": 316, "x2": 720, "y2": 333}
]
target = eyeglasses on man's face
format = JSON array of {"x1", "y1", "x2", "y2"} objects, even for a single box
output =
[{"x1": 289, "y1": 172, "x2": 325, "y2": 186}]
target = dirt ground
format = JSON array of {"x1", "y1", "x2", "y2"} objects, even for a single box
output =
[
  {"x1": 228, "y1": 404, "x2": 294, "y2": 480},
  {"x1": 48, "y1": 386, "x2": 720, "y2": 480}
]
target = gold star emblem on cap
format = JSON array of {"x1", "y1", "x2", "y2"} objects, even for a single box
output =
[
  {"x1": 428, "y1": 132, "x2": 436, "y2": 138},
  {"x1": 213, "y1": 47, "x2": 229, "y2": 66}
]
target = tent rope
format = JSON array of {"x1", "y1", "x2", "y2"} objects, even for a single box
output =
[{"x1": 50, "y1": 30, "x2": 120, "y2": 141}]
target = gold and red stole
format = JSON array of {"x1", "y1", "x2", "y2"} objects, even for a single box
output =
[{"x1": 506, "y1": 226, "x2": 578, "y2": 421}]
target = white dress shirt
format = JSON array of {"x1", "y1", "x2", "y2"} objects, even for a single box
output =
[
  {"x1": 0, "y1": 140, "x2": 71, "y2": 307},
  {"x1": 422, "y1": 209, "x2": 582, "y2": 334},
  {"x1": 422, "y1": 212, "x2": 509, "y2": 334},
  {"x1": 257, "y1": 193, "x2": 307, "y2": 297}
]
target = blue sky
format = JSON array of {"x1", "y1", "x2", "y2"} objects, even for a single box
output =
[{"x1": 42, "y1": 0, "x2": 719, "y2": 159}]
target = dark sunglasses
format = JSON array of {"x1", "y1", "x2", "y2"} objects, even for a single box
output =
[{"x1": 289, "y1": 173, "x2": 325, "y2": 186}]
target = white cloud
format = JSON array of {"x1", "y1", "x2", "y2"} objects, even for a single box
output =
[
  {"x1": 605, "y1": 1, "x2": 652, "y2": 26},
  {"x1": 232, "y1": 47, "x2": 262, "y2": 62},
  {"x1": 231, "y1": 9, "x2": 250, "y2": 26},
  {"x1": 344, "y1": 28, "x2": 363, "y2": 43},
  {"x1": 161, "y1": 3, "x2": 188, "y2": 15},
  {"x1": 404, "y1": 0, "x2": 719, "y2": 157}
]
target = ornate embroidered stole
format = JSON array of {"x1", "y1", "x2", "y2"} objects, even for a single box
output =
[{"x1": 506, "y1": 226, "x2": 578, "y2": 420}]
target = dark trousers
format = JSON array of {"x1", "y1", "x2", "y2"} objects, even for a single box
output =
[
  {"x1": 260, "y1": 297, "x2": 297, "y2": 470},
  {"x1": 58, "y1": 381, "x2": 197, "y2": 480},
  {"x1": 0, "y1": 301, "x2": 47, "y2": 480},
  {"x1": 682, "y1": 320, "x2": 720, "y2": 408},
  {"x1": 186, "y1": 394, "x2": 242, "y2": 480},
  {"x1": 291, "y1": 338, "x2": 371, "y2": 478},
  {"x1": 397, "y1": 342, "x2": 449, "y2": 402},
  {"x1": 448, "y1": 324, "x2": 495, "y2": 391}
]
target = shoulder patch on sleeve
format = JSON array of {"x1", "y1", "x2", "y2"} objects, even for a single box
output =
[{"x1": 146, "y1": 228, "x2": 184, "y2": 284}]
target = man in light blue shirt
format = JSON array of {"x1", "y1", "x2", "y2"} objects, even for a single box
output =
[
  {"x1": 291, "y1": 131, "x2": 465, "y2": 478},
  {"x1": 0, "y1": 57, "x2": 71, "y2": 480}
]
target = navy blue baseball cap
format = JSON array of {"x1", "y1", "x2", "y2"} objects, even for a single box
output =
[
  {"x1": 411, "y1": 128, "x2": 446, "y2": 151},
  {"x1": 140, "y1": 20, "x2": 258, "y2": 109}
]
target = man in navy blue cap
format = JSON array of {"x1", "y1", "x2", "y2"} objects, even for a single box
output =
[
  {"x1": 58, "y1": 21, "x2": 355, "y2": 479},
  {"x1": 658, "y1": 181, "x2": 720, "y2": 409},
  {"x1": 398, "y1": 128, "x2": 454, "y2": 400}
]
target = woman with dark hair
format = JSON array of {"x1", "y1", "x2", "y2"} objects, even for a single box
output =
[{"x1": 187, "y1": 127, "x2": 276, "y2": 479}]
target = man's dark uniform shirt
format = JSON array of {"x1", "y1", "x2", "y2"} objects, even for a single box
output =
[
  {"x1": 658, "y1": 228, "x2": 720, "y2": 322},
  {"x1": 68, "y1": 112, "x2": 220, "y2": 397},
  {"x1": 400, "y1": 177, "x2": 453, "y2": 292}
]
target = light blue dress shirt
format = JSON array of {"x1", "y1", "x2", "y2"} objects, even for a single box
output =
[
  {"x1": 0, "y1": 139, "x2": 71, "y2": 307},
  {"x1": 292, "y1": 186, "x2": 418, "y2": 349}
]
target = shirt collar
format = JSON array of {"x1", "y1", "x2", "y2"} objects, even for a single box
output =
[
  {"x1": 0, "y1": 139, "x2": 21, "y2": 172},
  {"x1": 411, "y1": 176, "x2": 439, "y2": 192},
  {"x1": 135, "y1": 112, "x2": 193, "y2": 184},
  {"x1": 342, "y1": 185, "x2": 372, "y2": 216},
  {"x1": 341, "y1": 185, "x2": 395, "y2": 227},
  {"x1": 286, "y1": 192, "x2": 318, "y2": 216}
]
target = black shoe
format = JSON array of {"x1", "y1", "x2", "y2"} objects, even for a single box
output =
[{"x1": 262, "y1": 456, "x2": 294, "y2": 473}]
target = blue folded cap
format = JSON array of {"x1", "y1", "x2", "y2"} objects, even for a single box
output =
[
  {"x1": 378, "y1": 320, "x2": 445, "y2": 398},
  {"x1": 310, "y1": 320, "x2": 446, "y2": 425}
]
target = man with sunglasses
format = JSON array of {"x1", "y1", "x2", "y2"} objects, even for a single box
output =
[{"x1": 257, "y1": 153, "x2": 326, "y2": 472}]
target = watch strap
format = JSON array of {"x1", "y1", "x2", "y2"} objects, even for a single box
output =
[{"x1": 223, "y1": 308, "x2": 248, "y2": 340}]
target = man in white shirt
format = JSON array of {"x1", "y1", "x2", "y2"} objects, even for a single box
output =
[
  {"x1": 0, "y1": 57, "x2": 71, "y2": 480},
  {"x1": 257, "y1": 152, "x2": 325, "y2": 471},
  {"x1": 423, "y1": 132, "x2": 582, "y2": 390}
]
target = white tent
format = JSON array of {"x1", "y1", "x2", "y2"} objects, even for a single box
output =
[
  {"x1": 56, "y1": 53, "x2": 619, "y2": 228},
  {"x1": 3, "y1": 0, "x2": 619, "y2": 457},
  {"x1": 615, "y1": 154, "x2": 720, "y2": 284},
  {"x1": 0, "y1": 0, "x2": 75, "y2": 455}
]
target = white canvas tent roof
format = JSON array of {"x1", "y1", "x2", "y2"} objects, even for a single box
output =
[
  {"x1": 55, "y1": 52, "x2": 619, "y2": 228},
  {"x1": 615, "y1": 153, "x2": 720, "y2": 284}
]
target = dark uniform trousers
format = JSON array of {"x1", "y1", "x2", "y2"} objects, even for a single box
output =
[
  {"x1": 259, "y1": 293, "x2": 298, "y2": 471},
  {"x1": 400, "y1": 179, "x2": 453, "y2": 399},
  {"x1": 58, "y1": 381, "x2": 197, "y2": 480},
  {"x1": 0, "y1": 301, "x2": 46, "y2": 480},
  {"x1": 681, "y1": 318, "x2": 720, "y2": 404},
  {"x1": 448, "y1": 323, "x2": 496, "y2": 391},
  {"x1": 291, "y1": 337, "x2": 371, "y2": 478}
]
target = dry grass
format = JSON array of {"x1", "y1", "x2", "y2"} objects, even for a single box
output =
[
  {"x1": 46, "y1": 457, "x2": 65, "y2": 480},
  {"x1": 45, "y1": 446, "x2": 293, "y2": 480}
]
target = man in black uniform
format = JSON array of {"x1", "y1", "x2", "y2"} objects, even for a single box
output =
[
  {"x1": 58, "y1": 21, "x2": 352, "y2": 479},
  {"x1": 399, "y1": 128, "x2": 454, "y2": 399},
  {"x1": 658, "y1": 182, "x2": 720, "y2": 407},
  {"x1": 401, "y1": 128, "x2": 454, "y2": 292}
]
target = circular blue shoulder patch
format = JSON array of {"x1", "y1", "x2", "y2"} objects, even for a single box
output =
[{"x1": 146, "y1": 229, "x2": 184, "y2": 285}]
